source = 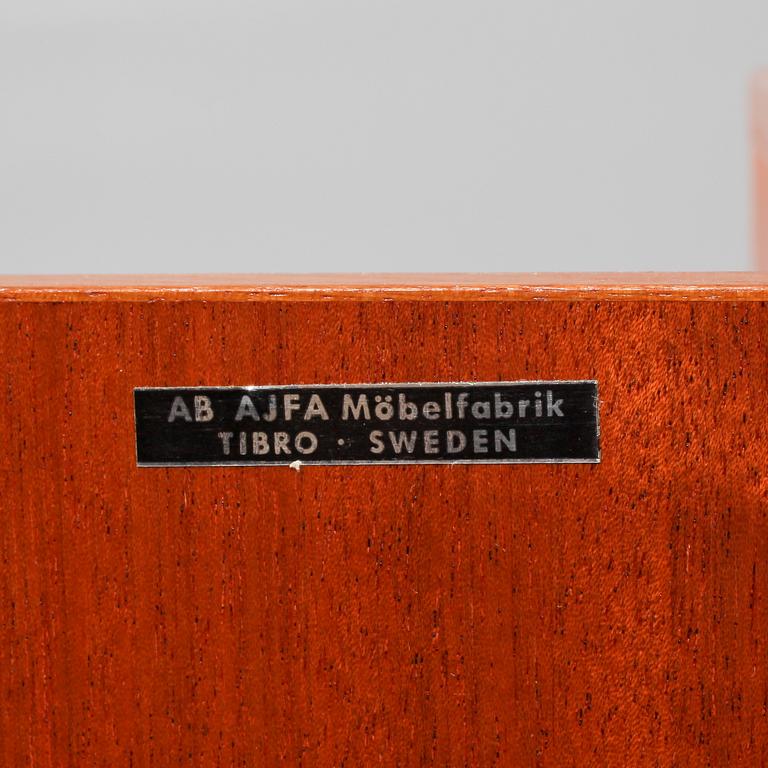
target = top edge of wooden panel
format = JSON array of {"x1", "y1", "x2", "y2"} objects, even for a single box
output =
[{"x1": 0, "y1": 273, "x2": 767, "y2": 301}]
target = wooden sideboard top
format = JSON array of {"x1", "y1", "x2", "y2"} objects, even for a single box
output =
[
  {"x1": 0, "y1": 272, "x2": 767, "y2": 301},
  {"x1": 2, "y1": 274, "x2": 768, "y2": 765}
]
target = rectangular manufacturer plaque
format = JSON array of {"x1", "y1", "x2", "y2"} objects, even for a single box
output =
[{"x1": 134, "y1": 382, "x2": 599, "y2": 466}]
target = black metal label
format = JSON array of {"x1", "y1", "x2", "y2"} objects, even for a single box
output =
[{"x1": 134, "y1": 382, "x2": 599, "y2": 466}]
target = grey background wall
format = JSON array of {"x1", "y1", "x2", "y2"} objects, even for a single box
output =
[{"x1": 0, "y1": 0, "x2": 766, "y2": 274}]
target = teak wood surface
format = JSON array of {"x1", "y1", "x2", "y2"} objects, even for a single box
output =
[{"x1": 1, "y1": 274, "x2": 768, "y2": 767}]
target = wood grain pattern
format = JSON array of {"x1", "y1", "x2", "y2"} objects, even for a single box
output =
[
  {"x1": 2, "y1": 273, "x2": 768, "y2": 302},
  {"x1": 1, "y1": 280, "x2": 768, "y2": 766}
]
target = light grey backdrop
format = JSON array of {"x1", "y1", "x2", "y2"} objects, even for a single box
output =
[{"x1": 1, "y1": 0, "x2": 766, "y2": 274}]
